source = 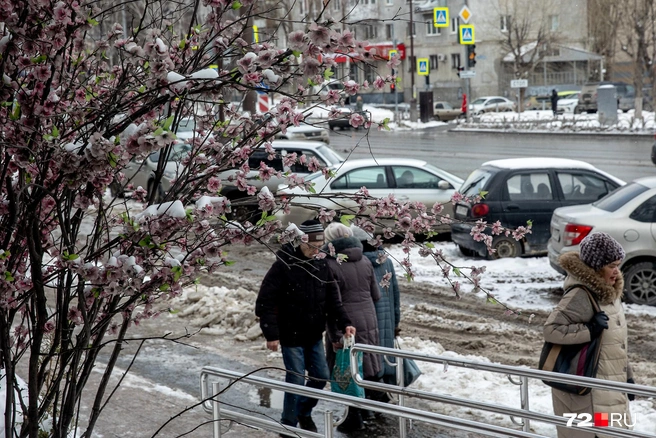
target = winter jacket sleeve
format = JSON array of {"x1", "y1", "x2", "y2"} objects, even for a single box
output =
[
  {"x1": 255, "y1": 261, "x2": 284, "y2": 342},
  {"x1": 325, "y1": 267, "x2": 351, "y2": 333},
  {"x1": 368, "y1": 261, "x2": 381, "y2": 303},
  {"x1": 543, "y1": 287, "x2": 596, "y2": 345}
]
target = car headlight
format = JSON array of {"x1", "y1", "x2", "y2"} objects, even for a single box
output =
[{"x1": 163, "y1": 170, "x2": 176, "y2": 179}]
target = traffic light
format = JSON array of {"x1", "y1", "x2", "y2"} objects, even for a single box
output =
[
  {"x1": 467, "y1": 44, "x2": 477, "y2": 68},
  {"x1": 390, "y1": 82, "x2": 395, "y2": 92}
]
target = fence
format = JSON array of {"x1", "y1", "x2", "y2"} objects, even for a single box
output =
[{"x1": 200, "y1": 343, "x2": 656, "y2": 438}]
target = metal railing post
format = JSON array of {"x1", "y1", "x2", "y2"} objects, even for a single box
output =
[
  {"x1": 324, "y1": 410, "x2": 333, "y2": 438},
  {"x1": 212, "y1": 381, "x2": 221, "y2": 438},
  {"x1": 520, "y1": 376, "x2": 530, "y2": 432},
  {"x1": 397, "y1": 356, "x2": 406, "y2": 438}
]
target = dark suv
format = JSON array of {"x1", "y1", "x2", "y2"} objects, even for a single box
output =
[{"x1": 450, "y1": 158, "x2": 625, "y2": 259}]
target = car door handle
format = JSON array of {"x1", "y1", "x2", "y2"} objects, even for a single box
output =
[
  {"x1": 398, "y1": 195, "x2": 409, "y2": 201},
  {"x1": 505, "y1": 204, "x2": 520, "y2": 211}
]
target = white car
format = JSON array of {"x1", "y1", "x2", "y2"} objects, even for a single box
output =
[
  {"x1": 557, "y1": 92, "x2": 581, "y2": 114},
  {"x1": 276, "y1": 158, "x2": 464, "y2": 233},
  {"x1": 275, "y1": 123, "x2": 331, "y2": 144},
  {"x1": 469, "y1": 96, "x2": 516, "y2": 115}
]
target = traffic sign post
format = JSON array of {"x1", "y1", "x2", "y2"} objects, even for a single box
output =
[
  {"x1": 511, "y1": 79, "x2": 528, "y2": 115},
  {"x1": 459, "y1": 5, "x2": 472, "y2": 23},
  {"x1": 417, "y1": 58, "x2": 429, "y2": 76},
  {"x1": 458, "y1": 70, "x2": 476, "y2": 79},
  {"x1": 459, "y1": 25, "x2": 475, "y2": 45},
  {"x1": 433, "y1": 7, "x2": 449, "y2": 27}
]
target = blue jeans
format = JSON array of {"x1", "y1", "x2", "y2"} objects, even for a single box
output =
[{"x1": 280, "y1": 339, "x2": 330, "y2": 426}]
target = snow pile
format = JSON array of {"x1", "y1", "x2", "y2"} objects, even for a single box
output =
[
  {"x1": 456, "y1": 110, "x2": 656, "y2": 134},
  {"x1": 171, "y1": 284, "x2": 262, "y2": 341},
  {"x1": 306, "y1": 104, "x2": 395, "y2": 123}
]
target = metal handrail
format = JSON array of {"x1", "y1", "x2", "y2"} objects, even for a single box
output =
[
  {"x1": 200, "y1": 367, "x2": 548, "y2": 438},
  {"x1": 348, "y1": 343, "x2": 656, "y2": 438}
]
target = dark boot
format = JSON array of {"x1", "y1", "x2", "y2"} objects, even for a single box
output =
[
  {"x1": 297, "y1": 415, "x2": 318, "y2": 432},
  {"x1": 336, "y1": 408, "x2": 365, "y2": 433}
]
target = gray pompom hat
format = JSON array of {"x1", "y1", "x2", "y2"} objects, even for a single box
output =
[{"x1": 579, "y1": 232, "x2": 625, "y2": 271}]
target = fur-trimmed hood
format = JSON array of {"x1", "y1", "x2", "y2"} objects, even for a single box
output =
[
  {"x1": 325, "y1": 236, "x2": 363, "y2": 262},
  {"x1": 558, "y1": 251, "x2": 624, "y2": 305}
]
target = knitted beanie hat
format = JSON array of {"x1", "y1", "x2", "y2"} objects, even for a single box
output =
[
  {"x1": 579, "y1": 232, "x2": 625, "y2": 271},
  {"x1": 298, "y1": 220, "x2": 324, "y2": 242},
  {"x1": 324, "y1": 222, "x2": 352, "y2": 242}
]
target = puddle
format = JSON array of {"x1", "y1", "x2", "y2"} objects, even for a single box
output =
[{"x1": 249, "y1": 386, "x2": 285, "y2": 409}]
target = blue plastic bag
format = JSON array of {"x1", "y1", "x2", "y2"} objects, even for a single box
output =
[{"x1": 330, "y1": 340, "x2": 365, "y2": 398}]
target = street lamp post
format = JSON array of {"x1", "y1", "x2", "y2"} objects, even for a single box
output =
[{"x1": 409, "y1": 0, "x2": 417, "y2": 122}]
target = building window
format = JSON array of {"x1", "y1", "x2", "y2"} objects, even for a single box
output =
[
  {"x1": 426, "y1": 19, "x2": 441, "y2": 36},
  {"x1": 409, "y1": 55, "x2": 416, "y2": 73},
  {"x1": 407, "y1": 22, "x2": 416, "y2": 37},
  {"x1": 300, "y1": 0, "x2": 307, "y2": 14},
  {"x1": 386, "y1": 0, "x2": 393, "y2": 4},
  {"x1": 363, "y1": 24, "x2": 377, "y2": 39},
  {"x1": 430, "y1": 55, "x2": 439, "y2": 70},
  {"x1": 549, "y1": 14, "x2": 559, "y2": 31},
  {"x1": 363, "y1": 0, "x2": 376, "y2": 4},
  {"x1": 386, "y1": 23, "x2": 394, "y2": 39},
  {"x1": 332, "y1": 0, "x2": 340, "y2": 11},
  {"x1": 450, "y1": 17, "x2": 460, "y2": 34},
  {"x1": 500, "y1": 15, "x2": 511, "y2": 32},
  {"x1": 451, "y1": 53, "x2": 461, "y2": 69}
]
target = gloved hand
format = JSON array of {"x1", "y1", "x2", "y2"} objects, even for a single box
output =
[
  {"x1": 586, "y1": 311, "x2": 609, "y2": 338},
  {"x1": 627, "y1": 378, "x2": 636, "y2": 401},
  {"x1": 394, "y1": 327, "x2": 401, "y2": 337}
]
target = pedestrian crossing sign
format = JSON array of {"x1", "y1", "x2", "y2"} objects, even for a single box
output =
[
  {"x1": 459, "y1": 25, "x2": 475, "y2": 45},
  {"x1": 417, "y1": 58, "x2": 429, "y2": 76},
  {"x1": 433, "y1": 7, "x2": 448, "y2": 28}
]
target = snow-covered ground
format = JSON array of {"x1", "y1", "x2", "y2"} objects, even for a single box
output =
[
  {"x1": 171, "y1": 241, "x2": 656, "y2": 436},
  {"x1": 456, "y1": 109, "x2": 655, "y2": 135}
]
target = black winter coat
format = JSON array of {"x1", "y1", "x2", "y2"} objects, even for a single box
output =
[{"x1": 256, "y1": 244, "x2": 351, "y2": 347}]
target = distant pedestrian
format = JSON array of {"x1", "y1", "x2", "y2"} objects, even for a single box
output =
[
  {"x1": 355, "y1": 96, "x2": 364, "y2": 112},
  {"x1": 550, "y1": 89, "x2": 558, "y2": 116},
  {"x1": 256, "y1": 220, "x2": 356, "y2": 436},
  {"x1": 461, "y1": 93, "x2": 467, "y2": 117}
]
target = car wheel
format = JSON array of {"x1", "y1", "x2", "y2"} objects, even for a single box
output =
[
  {"x1": 488, "y1": 236, "x2": 521, "y2": 260},
  {"x1": 458, "y1": 245, "x2": 476, "y2": 257},
  {"x1": 147, "y1": 180, "x2": 165, "y2": 204},
  {"x1": 329, "y1": 124, "x2": 335, "y2": 131},
  {"x1": 623, "y1": 262, "x2": 656, "y2": 305}
]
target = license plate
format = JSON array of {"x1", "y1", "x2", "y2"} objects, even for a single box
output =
[{"x1": 456, "y1": 205, "x2": 468, "y2": 216}]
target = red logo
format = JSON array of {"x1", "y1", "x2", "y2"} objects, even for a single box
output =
[{"x1": 594, "y1": 412, "x2": 609, "y2": 427}]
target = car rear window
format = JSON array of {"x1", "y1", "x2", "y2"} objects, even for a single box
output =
[
  {"x1": 460, "y1": 169, "x2": 493, "y2": 197},
  {"x1": 592, "y1": 182, "x2": 649, "y2": 212}
]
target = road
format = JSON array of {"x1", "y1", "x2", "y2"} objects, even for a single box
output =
[{"x1": 328, "y1": 128, "x2": 654, "y2": 182}]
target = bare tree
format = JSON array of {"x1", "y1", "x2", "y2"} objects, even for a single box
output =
[
  {"x1": 588, "y1": 0, "x2": 622, "y2": 81},
  {"x1": 496, "y1": 0, "x2": 561, "y2": 110},
  {"x1": 619, "y1": 0, "x2": 655, "y2": 119}
]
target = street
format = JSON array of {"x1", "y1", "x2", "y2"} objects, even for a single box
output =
[{"x1": 329, "y1": 128, "x2": 654, "y2": 183}]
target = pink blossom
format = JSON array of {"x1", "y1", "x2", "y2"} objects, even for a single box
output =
[
  {"x1": 288, "y1": 31, "x2": 308, "y2": 51},
  {"x1": 207, "y1": 177, "x2": 221, "y2": 192},
  {"x1": 373, "y1": 76, "x2": 386, "y2": 90},
  {"x1": 308, "y1": 23, "x2": 330, "y2": 47},
  {"x1": 349, "y1": 112, "x2": 365, "y2": 128},
  {"x1": 342, "y1": 80, "x2": 359, "y2": 95}
]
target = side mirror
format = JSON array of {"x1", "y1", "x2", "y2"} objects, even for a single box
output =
[{"x1": 438, "y1": 180, "x2": 450, "y2": 190}]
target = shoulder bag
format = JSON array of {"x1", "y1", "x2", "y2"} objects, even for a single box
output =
[{"x1": 538, "y1": 284, "x2": 603, "y2": 396}]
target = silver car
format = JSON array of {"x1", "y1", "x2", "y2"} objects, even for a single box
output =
[
  {"x1": 114, "y1": 142, "x2": 191, "y2": 202},
  {"x1": 548, "y1": 176, "x2": 656, "y2": 305},
  {"x1": 275, "y1": 158, "x2": 464, "y2": 233}
]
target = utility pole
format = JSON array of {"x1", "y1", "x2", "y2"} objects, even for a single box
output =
[
  {"x1": 242, "y1": 7, "x2": 257, "y2": 115},
  {"x1": 409, "y1": 0, "x2": 417, "y2": 122}
]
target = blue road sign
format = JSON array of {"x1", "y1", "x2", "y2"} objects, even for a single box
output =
[
  {"x1": 459, "y1": 25, "x2": 475, "y2": 45},
  {"x1": 417, "y1": 58, "x2": 429, "y2": 76},
  {"x1": 433, "y1": 7, "x2": 448, "y2": 27}
]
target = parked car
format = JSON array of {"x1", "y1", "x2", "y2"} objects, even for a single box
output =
[
  {"x1": 548, "y1": 176, "x2": 656, "y2": 305},
  {"x1": 220, "y1": 140, "x2": 344, "y2": 220},
  {"x1": 451, "y1": 158, "x2": 625, "y2": 259},
  {"x1": 114, "y1": 142, "x2": 192, "y2": 202},
  {"x1": 577, "y1": 81, "x2": 632, "y2": 114},
  {"x1": 557, "y1": 92, "x2": 581, "y2": 114},
  {"x1": 275, "y1": 158, "x2": 464, "y2": 233},
  {"x1": 619, "y1": 86, "x2": 654, "y2": 112},
  {"x1": 327, "y1": 107, "x2": 369, "y2": 130},
  {"x1": 275, "y1": 123, "x2": 331, "y2": 144},
  {"x1": 469, "y1": 96, "x2": 515, "y2": 115},
  {"x1": 433, "y1": 101, "x2": 463, "y2": 121}
]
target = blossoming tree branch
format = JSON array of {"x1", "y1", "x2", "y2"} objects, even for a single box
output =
[{"x1": 0, "y1": 0, "x2": 529, "y2": 436}]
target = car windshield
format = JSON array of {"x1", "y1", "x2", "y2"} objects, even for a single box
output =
[
  {"x1": 176, "y1": 118, "x2": 196, "y2": 132},
  {"x1": 459, "y1": 169, "x2": 493, "y2": 197},
  {"x1": 593, "y1": 182, "x2": 649, "y2": 212},
  {"x1": 317, "y1": 145, "x2": 345, "y2": 165},
  {"x1": 149, "y1": 143, "x2": 192, "y2": 162},
  {"x1": 471, "y1": 98, "x2": 486, "y2": 105}
]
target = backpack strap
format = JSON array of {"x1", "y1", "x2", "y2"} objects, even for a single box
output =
[{"x1": 564, "y1": 284, "x2": 601, "y2": 313}]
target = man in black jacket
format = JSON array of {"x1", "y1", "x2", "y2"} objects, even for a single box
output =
[{"x1": 256, "y1": 220, "x2": 355, "y2": 434}]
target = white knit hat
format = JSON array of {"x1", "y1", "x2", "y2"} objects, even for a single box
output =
[{"x1": 324, "y1": 222, "x2": 352, "y2": 242}]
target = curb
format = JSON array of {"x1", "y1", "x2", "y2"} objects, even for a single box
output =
[{"x1": 448, "y1": 127, "x2": 654, "y2": 138}]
